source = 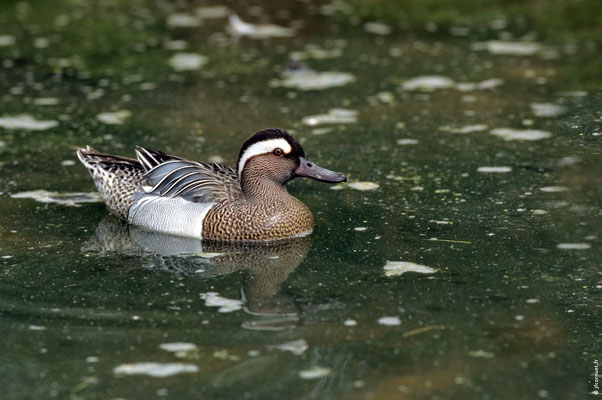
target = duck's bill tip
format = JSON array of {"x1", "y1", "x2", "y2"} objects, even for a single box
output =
[{"x1": 295, "y1": 157, "x2": 346, "y2": 183}]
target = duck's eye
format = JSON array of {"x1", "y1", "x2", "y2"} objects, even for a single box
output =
[{"x1": 273, "y1": 148, "x2": 284, "y2": 157}]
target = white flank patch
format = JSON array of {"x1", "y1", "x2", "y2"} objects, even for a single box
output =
[
  {"x1": 96, "y1": 110, "x2": 131, "y2": 125},
  {"x1": 377, "y1": 316, "x2": 401, "y2": 326},
  {"x1": 299, "y1": 366, "x2": 332, "y2": 379},
  {"x1": 168, "y1": 53, "x2": 208, "y2": 71},
  {"x1": 159, "y1": 342, "x2": 198, "y2": 353},
  {"x1": 0, "y1": 114, "x2": 58, "y2": 130},
  {"x1": 269, "y1": 339, "x2": 308, "y2": 355},
  {"x1": 556, "y1": 243, "x2": 591, "y2": 250},
  {"x1": 384, "y1": 261, "x2": 436, "y2": 276},
  {"x1": 477, "y1": 166, "x2": 512, "y2": 173},
  {"x1": 489, "y1": 128, "x2": 551, "y2": 141},
  {"x1": 237, "y1": 138, "x2": 292, "y2": 176},
  {"x1": 200, "y1": 292, "x2": 243, "y2": 313},
  {"x1": 11, "y1": 190, "x2": 102, "y2": 207},
  {"x1": 113, "y1": 362, "x2": 198, "y2": 377}
]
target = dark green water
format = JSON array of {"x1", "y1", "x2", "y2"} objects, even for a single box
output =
[{"x1": 0, "y1": 1, "x2": 600, "y2": 399}]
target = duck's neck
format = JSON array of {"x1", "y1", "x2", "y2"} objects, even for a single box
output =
[{"x1": 240, "y1": 173, "x2": 291, "y2": 202}]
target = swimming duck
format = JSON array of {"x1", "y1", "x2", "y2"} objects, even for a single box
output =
[{"x1": 77, "y1": 128, "x2": 346, "y2": 241}]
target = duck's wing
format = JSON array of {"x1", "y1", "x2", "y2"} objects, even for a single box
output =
[{"x1": 137, "y1": 148, "x2": 243, "y2": 203}]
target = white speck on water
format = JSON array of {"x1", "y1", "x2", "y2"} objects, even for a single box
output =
[
  {"x1": 468, "y1": 350, "x2": 495, "y2": 358},
  {"x1": 515, "y1": 315, "x2": 525, "y2": 321},
  {"x1": 344, "y1": 319, "x2": 357, "y2": 326},
  {"x1": 558, "y1": 90, "x2": 587, "y2": 97},
  {"x1": 0, "y1": 35, "x2": 16, "y2": 47},
  {"x1": 311, "y1": 127, "x2": 334, "y2": 135},
  {"x1": 530, "y1": 103, "x2": 567, "y2": 118},
  {"x1": 397, "y1": 138, "x2": 419, "y2": 145},
  {"x1": 348, "y1": 181, "x2": 379, "y2": 191},
  {"x1": 33, "y1": 37, "x2": 49, "y2": 48},
  {"x1": 61, "y1": 160, "x2": 76, "y2": 166},
  {"x1": 1, "y1": 255, "x2": 13, "y2": 259},
  {"x1": 539, "y1": 186, "x2": 568, "y2": 193},
  {"x1": 477, "y1": 166, "x2": 512, "y2": 173},
  {"x1": 269, "y1": 339, "x2": 308, "y2": 355},
  {"x1": 489, "y1": 128, "x2": 551, "y2": 141},
  {"x1": 299, "y1": 366, "x2": 332, "y2": 380},
  {"x1": 167, "y1": 13, "x2": 201, "y2": 28},
  {"x1": 196, "y1": 6, "x2": 229, "y2": 19},
  {"x1": 329, "y1": 183, "x2": 345, "y2": 190},
  {"x1": 472, "y1": 40, "x2": 541, "y2": 56},
  {"x1": 159, "y1": 343, "x2": 198, "y2": 353},
  {"x1": 556, "y1": 243, "x2": 591, "y2": 250},
  {"x1": 526, "y1": 298, "x2": 540, "y2": 304},
  {"x1": 302, "y1": 108, "x2": 357, "y2": 126},
  {"x1": 378, "y1": 316, "x2": 401, "y2": 326},
  {"x1": 11, "y1": 190, "x2": 103, "y2": 207},
  {"x1": 227, "y1": 14, "x2": 295, "y2": 39},
  {"x1": 248, "y1": 350, "x2": 260, "y2": 357},
  {"x1": 113, "y1": 362, "x2": 198, "y2": 377},
  {"x1": 86, "y1": 356, "x2": 99, "y2": 363},
  {"x1": 538, "y1": 390, "x2": 550, "y2": 398},
  {"x1": 532, "y1": 209, "x2": 548, "y2": 215},
  {"x1": 32, "y1": 97, "x2": 59, "y2": 106},
  {"x1": 384, "y1": 261, "x2": 436, "y2": 277},
  {"x1": 363, "y1": 22, "x2": 392, "y2": 35},
  {"x1": 0, "y1": 114, "x2": 58, "y2": 131},
  {"x1": 430, "y1": 220, "x2": 452, "y2": 225},
  {"x1": 168, "y1": 53, "x2": 208, "y2": 71},
  {"x1": 354, "y1": 227, "x2": 368, "y2": 231},
  {"x1": 271, "y1": 70, "x2": 355, "y2": 90},
  {"x1": 401, "y1": 75, "x2": 455, "y2": 91},
  {"x1": 28, "y1": 325, "x2": 46, "y2": 330},
  {"x1": 444, "y1": 124, "x2": 489, "y2": 134},
  {"x1": 96, "y1": 110, "x2": 131, "y2": 125},
  {"x1": 375, "y1": 91, "x2": 395, "y2": 104},
  {"x1": 477, "y1": 78, "x2": 504, "y2": 90},
  {"x1": 200, "y1": 292, "x2": 243, "y2": 313},
  {"x1": 163, "y1": 40, "x2": 188, "y2": 50},
  {"x1": 291, "y1": 45, "x2": 343, "y2": 60}
]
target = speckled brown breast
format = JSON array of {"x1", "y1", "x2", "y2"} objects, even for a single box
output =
[{"x1": 202, "y1": 197, "x2": 314, "y2": 241}]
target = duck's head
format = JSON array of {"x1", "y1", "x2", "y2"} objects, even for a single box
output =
[{"x1": 237, "y1": 128, "x2": 346, "y2": 185}]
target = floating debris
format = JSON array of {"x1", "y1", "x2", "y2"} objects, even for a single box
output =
[
  {"x1": 363, "y1": 22, "x2": 392, "y2": 35},
  {"x1": 0, "y1": 35, "x2": 15, "y2": 47},
  {"x1": 11, "y1": 190, "x2": 102, "y2": 207},
  {"x1": 159, "y1": 343, "x2": 198, "y2": 353},
  {"x1": 302, "y1": 108, "x2": 357, "y2": 126},
  {"x1": 401, "y1": 75, "x2": 455, "y2": 91},
  {"x1": 28, "y1": 325, "x2": 46, "y2": 330},
  {"x1": 0, "y1": 114, "x2": 58, "y2": 131},
  {"x1": 477, "y1": 166, "x2": 512, "y2": 173},
  {"x1": 471, "y1": 40, "x2": 541, "y2": 56},
  {"x1": 113, "y1": 362, "x2": 198, "y2": 377},
  {"x1": 489, "y1": 128, "x2": 551, "y2": 141},
  {"x1": 344, "y1": 319, "x2": 357, "y2": 327},
  {"x1": 271, "y1": 70, "x2": 355, "y2": 90},
  {"x1": 378, "y1": 316, "x2": 401, "y2": 326},
  {"x1": 96, "y1": 110, "x2": 131, "y2": 125},
  {"x1": 168, "y1": 53, "x2": 208, "y2": 71},
  {"x1": 196, "y1": 6, "x2": 229, "y2": 19},
  {"x1": 61, "y1": 160, "x2": 76, "y2": 166},
  {"x1": 354, "y1": 227, "x2": 368, "y2": 231},
  {"x1": 540, "y1": 186, "x2": 569, "y2": 193},
  {"x1": 397, "y1": 138, "x2": 419, "y2": 145},
  {"x1": 556, "y1": 243, "x2": 591, "y2": 250},
  {"x1": 200, "y1": 292, "x2": 243, "y2": 313},
  {"x1": 227, "y1": 15, "x2": 295, "y2": 39},
  {"x1": 468, "y1": 350, "x2": 495, "y2": 359},
  {"x1": 384, "y1": 261, "x2": 436, "y2": 277},
  {"x1": 530, "y1": 103, "x2": 567, "y2": 118},
  {"x1": 299, "y1": 366, "x2": 332, "y2": 379},
  {"x1": 348, "y1": 181, "x2": 379, "y2": 191},
  {"x1": 32, "y1": 97, "x2": 59, "y2": 106},
  {"x1": 269, "y1": 339, "x2": 308, "y2": 355}
]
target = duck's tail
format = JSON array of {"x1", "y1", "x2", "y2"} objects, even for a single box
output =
[{"x1": 77, "y1": 146, "x2": 146, "y2": 219}]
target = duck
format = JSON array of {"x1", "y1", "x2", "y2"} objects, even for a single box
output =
[{"x1": 77, "y1": 128, "x2": 346, "y2": 241}]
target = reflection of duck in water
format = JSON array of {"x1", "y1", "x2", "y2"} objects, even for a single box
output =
[
  {"x1": 83, "y1": 217, "x2": 312, "y2": 317},
  {"x1": 77, "y1": 128, "x2": 345, "y2": 241}
]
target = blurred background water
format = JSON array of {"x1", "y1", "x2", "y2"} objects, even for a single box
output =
[{"x1": 0, "y1": 1, "x2": 600, "y2": 399}]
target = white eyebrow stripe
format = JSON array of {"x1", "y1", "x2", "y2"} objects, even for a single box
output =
[{"x1": 237, "y1": 138, "x2": 292, "y2": 176}]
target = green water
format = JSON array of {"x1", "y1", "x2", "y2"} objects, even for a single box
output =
[{"x1": 0, "y1": 1, "x2": 600, "y2": 399}]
